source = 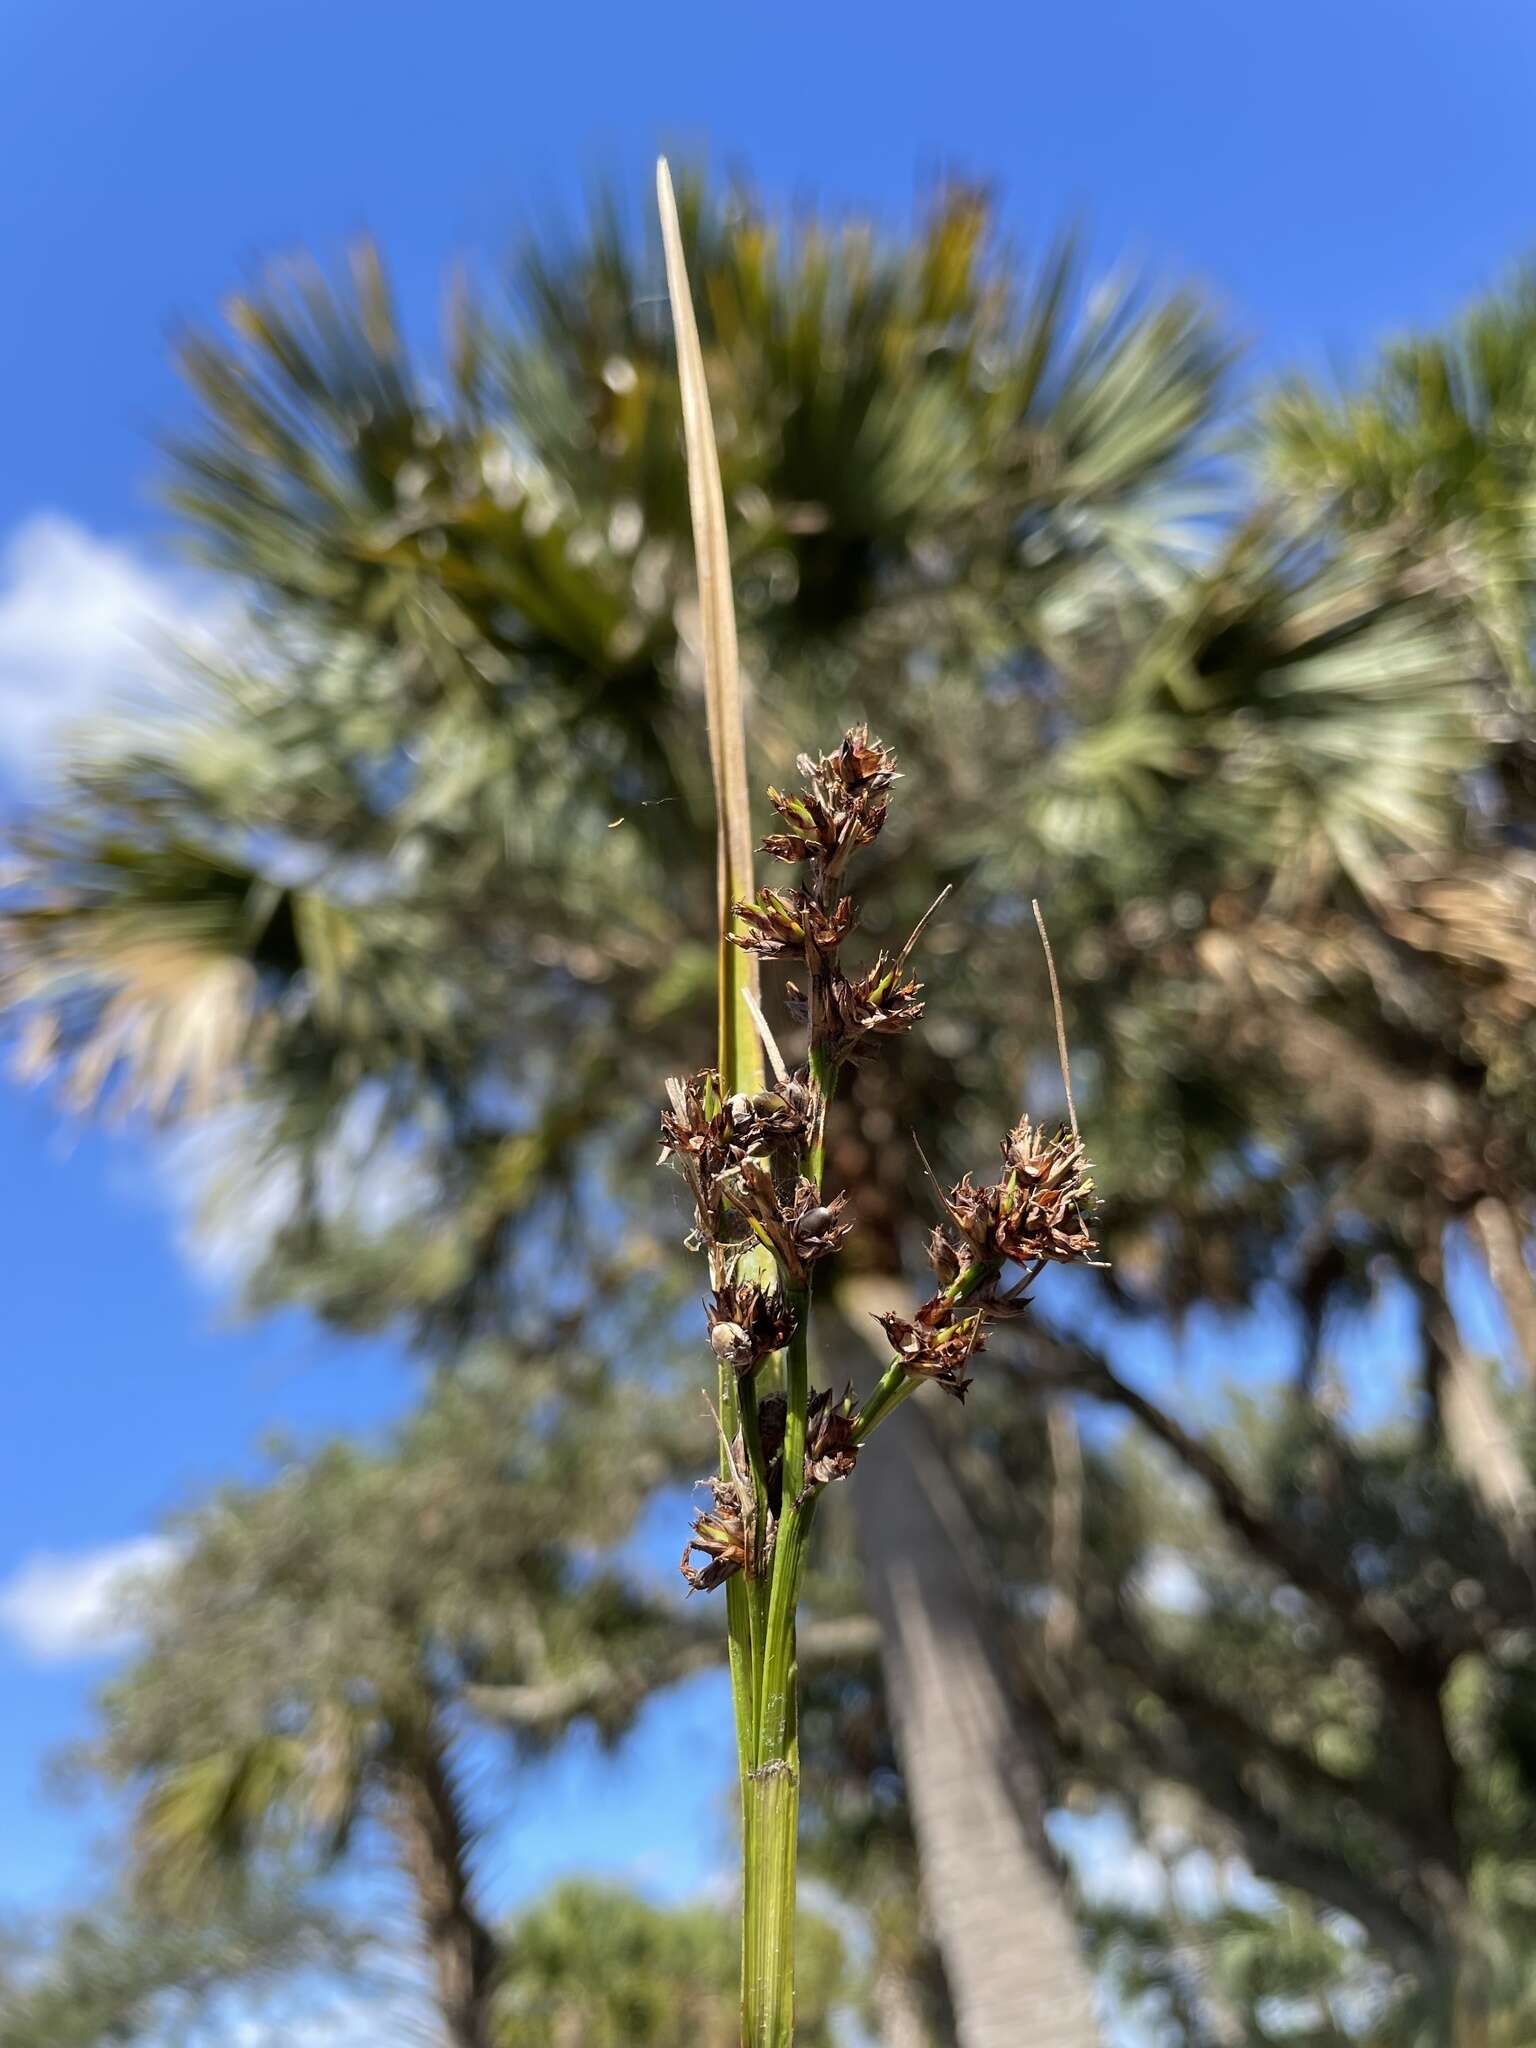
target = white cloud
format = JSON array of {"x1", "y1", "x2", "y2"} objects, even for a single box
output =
[
  {"x1": 0, "y1": 1533, "x2": 177, "y2": 1663},
  {"x1": 0, "y1": 513, "x2": 231, "y2": 780}
]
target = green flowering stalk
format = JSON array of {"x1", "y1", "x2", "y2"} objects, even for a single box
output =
[
  {"x1": 656, "y1": 158, "x2": 1100, "y2": 2048},
  {"x1": 660, "y1": 731, "x2": 1101, "y2": 2046}
]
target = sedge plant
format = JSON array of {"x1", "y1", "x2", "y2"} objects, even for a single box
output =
[{"x1": 655, "y1": 161, "x2": 1104, "y2": 2046}]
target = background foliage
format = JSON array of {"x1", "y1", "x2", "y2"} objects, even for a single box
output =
[{"x1": 6, "y1": 173, "x2": 1536, "y2": 2044}]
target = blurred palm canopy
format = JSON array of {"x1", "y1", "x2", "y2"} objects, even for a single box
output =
[{"x1": 5, "y1": 171, "x2": 1536, "y2": 2048}]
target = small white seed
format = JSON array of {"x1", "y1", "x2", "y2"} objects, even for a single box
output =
[{"x1": 710, "y1": 1321, "x2": 752, "y2": 1363}]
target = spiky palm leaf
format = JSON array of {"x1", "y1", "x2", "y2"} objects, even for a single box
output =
[{"x1": 1262, "y1": 268, "x2": 1536, "y2": 692}]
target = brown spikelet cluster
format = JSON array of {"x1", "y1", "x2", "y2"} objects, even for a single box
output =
[
  {"x1": 745, "y1": 1386, "x2": 860, "y2": 1519},
  {"x1": 658, "y1": 1070, "x2": 729, "y2": 1231},
  {"x1": 725, "y1": 1163, "x2": 855, "y2": 1284},
  {"x1": 732, "y1": 727, "x2": 942, "y2": 1070},
  {"x1": 660, "y1": 727, "x2": 1103, "y2": 1598},
  {"x1": 875, "y1": 1296, "x2": 989, "y2": 1402},
  {"x1": 1000, "y1": 1115, "x2": 1100, "y2": 1262},
  {"x1": 803, "y1": 1386, "x2": 860, "y2": 1490},
  {"x1": 681, "y1": 1478, "x2": 752, "y2": 1593},
  {"x1": 721, "y1": 1080, "x2": 818, "y2": 1156},
  {"x1": 937, "y1": 1116, "x2": 1100, "y2": 1269},
  {"x1": 759, "y1": 725, "x2": 899, "y2": 885},
  {"x1": 731, "y1": 888, "x2": 856, "y2": 961},
  {"x1": 786, "y1": 949, "x2": 926, "y2": 1055},
  {"x1": 660, "y1": 1069, "x2": 830, "y2": 1254},
  {"x1": 707, "y1": 1283, "x2": 798, "y2": 1376}
]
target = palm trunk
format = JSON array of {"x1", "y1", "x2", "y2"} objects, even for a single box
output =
[
  {"x1": 836, "y1": 1280, "x2": 1102, "y2": 2048},
  {"x1": 872, "y1": 1957, "x2": 942, "y2": 2048},
  {"x1": 386, "y1": 1718, "x2": 500, "y2": 2048},
  {"x1": 1470, "y1": 1196, "x2": 1536, "y2": 1385},
  {"x1": 1437, "y1": 1334, "x2": 1536, "y2": 1537},
  {"x1": 1418, "y1": 1257, "x2": 1536, "y2": 1578}
]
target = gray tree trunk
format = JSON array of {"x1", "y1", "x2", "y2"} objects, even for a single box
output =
[
  {"x1": 837, "y1": 1281, "x2": 1102, "y2": 2048},
  {"x1": 872, "y1": 1958, "x2": 943, "y2": 2048}
]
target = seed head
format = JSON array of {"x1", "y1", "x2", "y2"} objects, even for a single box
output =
[
  {"x1": 659, "y1": 1070, "x2": 734, "y2": 1242},
  {"x1": 721, "y1": 1079, "x2": 817, "y2": 1158},
  {"x1": 726, "y1": 1163, "x2": 855, "y2": 1283},
  {"x1": 759, "y1": 725, "x2": 899, "y2": 883},
  {"x1": 787, "y1": 951, "x2": 926, "y2": 1062},
  {"x1": 935, "y1": 1119, "x2": 1099, "y2": 1270},
  {"x1": 680, "y1": 1477, "x2": 750, "y2": 1594},
  {"x1": 875, "y1": 1296, "x2": 987, "y2": 1402},
  {"x1": 804, "y1": 1385, "x2": 860, "y2": 1488},
  {"x1": 842, "y1": 953, "x2": 925, "y2": 1038},
  {"x1": 659, "y1": 1068, "x2": 726, "y2": 1166},
  {"x1": 706, "y1": 1283, "x2": 798, "y2": 1377},
  {"x1": 808, "y1": 725, "x2": 899, "y2": 805},
  {"x1": 925, "y1": 1225, "x2": 966, "y2": 1289},
  {"x1": 994, "y1": 1116, "x2": 1099, "y2": 1265},
  {"x1": 784, "y1": 1180, "x2": 855, "y2": 1269},
  {"x1": 729, "y1": 887, "x2": 855, "y2": 961}
]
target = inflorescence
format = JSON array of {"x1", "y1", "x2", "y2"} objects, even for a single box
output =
[{"x1": 661, "y1": 726, "x2": 1101, "y2": 1594}]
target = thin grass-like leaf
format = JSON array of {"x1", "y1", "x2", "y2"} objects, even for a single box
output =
[{"x1": 656, "y1": 158, "x2": 763, "y2": 1097}]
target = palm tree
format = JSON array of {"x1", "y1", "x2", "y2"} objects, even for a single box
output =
[{"x1": 1261, "y1": 267, "x2": 1536, "y2": 694}]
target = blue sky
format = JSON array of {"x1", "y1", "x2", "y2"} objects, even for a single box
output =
[{"x1": 1, "y1": 0, "x2": 1534, "y2": 2028}]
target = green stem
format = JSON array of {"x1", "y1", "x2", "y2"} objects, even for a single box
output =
[
  {"x1": 850, "y1": 1360, "x2": 919, "y2": 1445},
  {"x1": 756, "y1": 1295, "x2": 812, "y2": 1763},
  {"x1": 738, "y1": 1381, "x2": 772, "y2": 1712},
  {"x1": 852, "y1": 1257, "x2": 1000, "y2": 1444},
  {"x1": 718, "y1": 1351, "x2": 759, "y2": 2031},
  {"x1": 743, "y1": 1298, "x2": 814, "y2": 2048},
  {"x1": 718, "y1": 1360, "x2": 756, "y2": 1775},
  {"x1": 740, "y1": 1052, "x2": 839, "y2": 2045},
  {"x1": 805, "y1": 1047, "x2": 837, "y2": 1188},
  {"x1": 730, "y1": 1210, "x2": 782, "y2": 1752},
  {"x1": 741, "y1": 1761, "x2": 798, "y2": 2047}
]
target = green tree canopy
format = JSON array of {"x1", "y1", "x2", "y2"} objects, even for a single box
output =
[
  {"x1": 0, "y1": 1889, "x2": 357, "y2": 2048},
  {"x1": 80, "y1": 1350, "x2": 688, "y2": 2048},
  {"x1": 494, "y1": 1880, "x2": 848, "y2": 2048}
]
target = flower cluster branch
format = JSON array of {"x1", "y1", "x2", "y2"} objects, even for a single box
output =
[{"x1": 661, "y1": 727, "x2": 1104, "y2": 1598}]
